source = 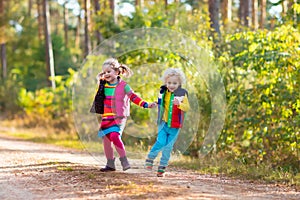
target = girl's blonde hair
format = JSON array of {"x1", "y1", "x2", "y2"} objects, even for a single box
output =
[
  {"x1": 102, "y1": 58, "x2": 133, "y2": 78},
  {"x1": 162, "y1": 68, "x2": 186, "y2": 85}
]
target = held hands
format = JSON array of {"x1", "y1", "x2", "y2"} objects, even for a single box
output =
[
  {"x1": 148, "y1": 102, "x2": 157, "y2": 108},
  {"x1": 147, "y1": 99, "x2": 181, "y2": 108},
  {"x1": 173, "y1": 97, "x2": 184, "y2": 105},
  {"x1": 173, "y1": 98, "x2": 180, "y2": 105}
]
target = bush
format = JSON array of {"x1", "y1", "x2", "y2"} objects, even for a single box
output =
[
  {"x1": 218, "y1": 25, "x2": 300, "y2": 171},
  {"x1": 17, "y1": 69, "x2": 75, "y2": 133}
]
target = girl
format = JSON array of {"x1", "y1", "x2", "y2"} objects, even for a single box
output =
[
  {"x1": 90, "y1": 58, "x2": 155, "y2": 172},
  {"x1": 145, "y1": 68, "x2": 190, "y2": 177}
]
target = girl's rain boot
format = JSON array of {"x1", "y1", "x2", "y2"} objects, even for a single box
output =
[
  {"x1": 119, "y1": 156, "x2": 131, "y2": 171},
  {"x1": 100, "y1": 158, "x2": 116, "y2": 172}
]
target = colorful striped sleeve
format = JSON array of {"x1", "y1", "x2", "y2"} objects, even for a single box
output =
[{"x1": 125, "y1": 84, "x2": 148, "y2": 108}]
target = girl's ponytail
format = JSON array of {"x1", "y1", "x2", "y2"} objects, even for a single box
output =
[{"x1": 119, "y1": 64, "x2": 133, "y2": 78}]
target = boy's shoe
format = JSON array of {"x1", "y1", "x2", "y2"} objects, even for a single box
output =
[
  {"x1": 100, "y1": 158, "x2": 116, "y2": 172},
  {"x1": 157, "y1": 166, "x2": 166, "y2": 177},
  {"x1": 120, "y1": 156, "x2": 131, "y2": 171},
  {"x1": 145, "y1": 159, "x2": 154, "y2": 171}
]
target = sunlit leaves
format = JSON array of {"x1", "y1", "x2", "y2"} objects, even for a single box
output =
[{"x1": 219, "y1": 25, "x2": 300, "y2": 169}]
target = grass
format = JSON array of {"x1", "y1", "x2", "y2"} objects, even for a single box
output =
[
  {"x1": 57, "y1": 166, "x2": 74, "y2": 171},
  {"x1": 0, "y1": 128, "x2": 85, "y2": 150},
  {"x1": 170, "y1": 155, "x2": 300, "y2": 189}
]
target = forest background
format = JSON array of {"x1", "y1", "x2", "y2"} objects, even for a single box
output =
[{"x1": 0, "y1": 0, "x2": 299, "y2": 187}]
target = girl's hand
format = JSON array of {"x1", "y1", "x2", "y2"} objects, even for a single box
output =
[{"x1": 97, "y1": 72, "x2": 104, "y2": 81}]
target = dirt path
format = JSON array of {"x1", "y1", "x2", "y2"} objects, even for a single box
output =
[{"x1": 0, "y1": 134, "x2": 299, "y2": 200}]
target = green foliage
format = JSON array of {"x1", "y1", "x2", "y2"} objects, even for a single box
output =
[
  {"x1": 171, "y1": 155, "x2": 300, "y2": 187},
  {"x1": 218, "y1": 25, "x2": 300, "y2": 171},
  {"x1": 94, "y1": 8, "x2": 122, "y2": 38},
  {"x1": 17, "y1": 69, "x2": 75, "y2": 131},
  {"x1": 52, "y1": 34, "x2": 79, "y2": 75},
  {"x1": 0, "y1": 75, "x2": 23, "y2": 115},
  {"x1": 123, "y1": 4, "x2": 169, "y2": 29},
  {"x1": 6, "y1": 14, "x2": 48, "y2": 91},
  {"x1": 1, "y1": 0, "x2": 299, "y2": 183}
]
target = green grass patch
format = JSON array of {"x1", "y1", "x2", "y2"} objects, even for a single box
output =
[
  {"x1": 87, "y1": 173, "x2": 95, "y2": 179},
  {"x1": 57, "y1": 166, "x2": 74, "y2": 171},
  {"x1": 170, "y1": 155, "x2": 300, "y2": 189},
  {"x1": 0, "y1": 125, "x2": 84, "y2": 150}
]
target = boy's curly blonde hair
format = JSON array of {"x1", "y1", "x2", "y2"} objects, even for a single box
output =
[{"x1": 162, "y1": 68, "x2": 186, "y2": 85}]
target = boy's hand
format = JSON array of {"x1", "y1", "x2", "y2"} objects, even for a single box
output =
[
  {"x1": 173, "y1": 97, "x2": 184, "y2": 105},
  {"x1": 173, "y1": 98, "x2": 180, "y2": 105}
]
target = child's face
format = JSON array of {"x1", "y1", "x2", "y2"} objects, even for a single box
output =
[
  {"x1": 166, "y1": 75, "x2": 181, "y2": 92},
  {"x1": 102, "y1": 65, "x2": 119, "y2": 83}
]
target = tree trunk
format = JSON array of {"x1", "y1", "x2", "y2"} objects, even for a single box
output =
[
  {"x1": 0, "y1": 0, "x2": 7, "y2": 79},
  {"x1": 109, "y1": 0, "x2": 114, "y2": 12},
  {"x1": 165, "y1": 0, "x2": 168, "y2": 15},
  {"x1": 43, "y1": 0, "x2": 56, "y2": 89},
  {"x1": 239, "y1": 0, "x2": 251, "y2": 26},
  {"x1": 288, "y1": 0, "x2": 295, "y2": 8},
  {"x1": 1, "y1": 44, "x2": 7, "y2": 79},
  {"x1": 84, "y1": 0, "x2": 91, "y2": 57},
  {"x1": 28, "y1": 0, "x2": 32, "y2": 16},
  {"x1": 282, "y1": 0, "x2": 288, "y2": 16},
  {"x1": 239, "y1": 0, "x2": 245, "y2": 25},
  {"x1": 289, "y1": 0, "x2": 297, "y2": 26},
  {"x1": 244, "y1": 0, "x2": 251, "y2": 27},
  {"x1": 37, "y1": 0, "x2": 44, "y2": 41},
  {"x1": 252, "y1": 0, "x2": 258, "y2": 29},
  {"x1": 94, "y1": 0, "x2": 103, "y2": 45},
  {"x1": 135, "y1": 0, "x2": 139, "y2": 7},
  {"x1": 63, "y1": 2, "x2": 69, "y2": 48},
  {"x1": 75, "y1": 14, "x2": 81, "y2": 51},
  {"x1": 53, "y1": 10, "x2": 60, "y2": 35},
  {"x1": 109, "y1": 0, "x2": 117, "y2": 23},
  {"x1": 135, "y1": 0, "x2": 144, "y2": 9},
  {"x1": 259, "y1": 0, "x2": 266, "y2": 29},
  {"x1": 208, "y1": 0, "x2": 221, "y2": 37},
  {"x1": 221, "y1": 0, "x2": 232, "y2": 26}
]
